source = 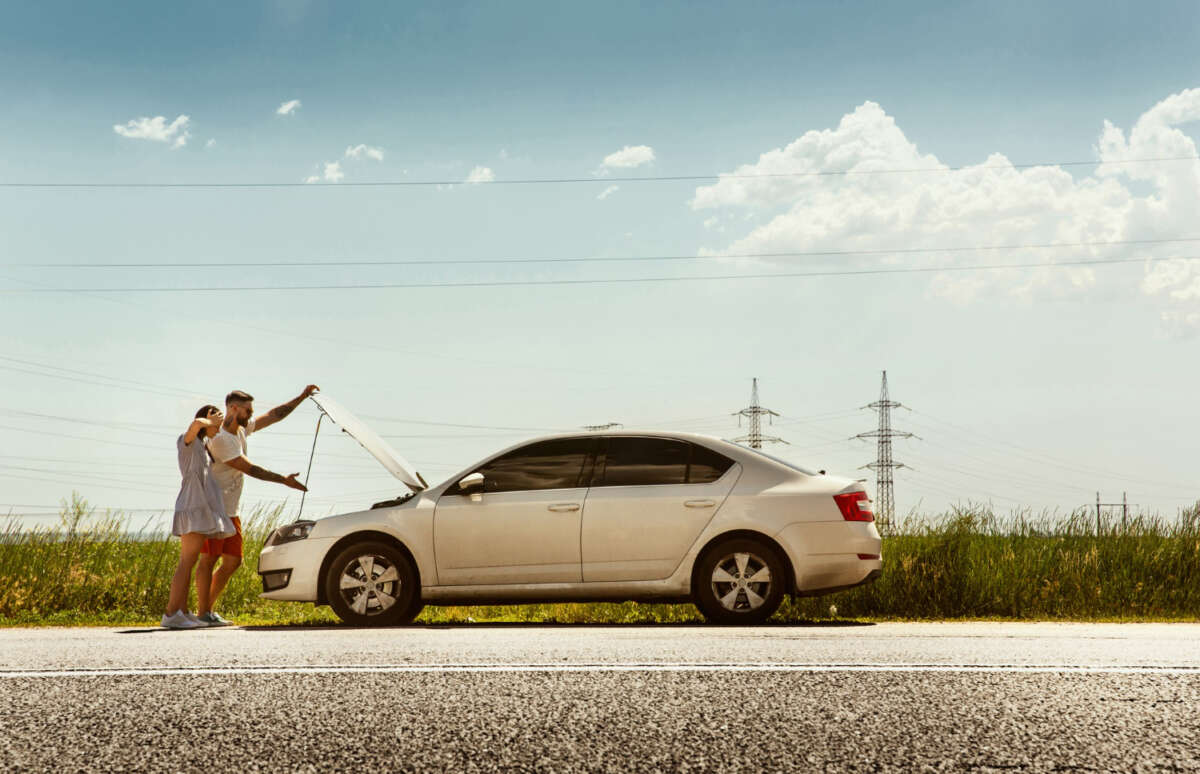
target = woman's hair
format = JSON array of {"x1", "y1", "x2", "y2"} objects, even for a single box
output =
[{"x1": 194, "y1": 404, "x2": 220, "y2": 438}]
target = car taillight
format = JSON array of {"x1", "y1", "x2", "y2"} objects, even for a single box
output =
[{"x1": 833, "y1": 491, "x2": 874, "y2": 522}]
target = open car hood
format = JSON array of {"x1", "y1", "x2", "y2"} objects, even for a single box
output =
[{"x1": 309, "y1": 393, "x2": 426, "y2": 492}]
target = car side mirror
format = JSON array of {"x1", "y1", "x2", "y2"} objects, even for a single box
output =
[{"x1": 457, "y1": 472, "x2": 485, "y2": 498}]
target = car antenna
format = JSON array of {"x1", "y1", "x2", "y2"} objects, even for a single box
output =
[{"x1": 296, "y1": 396, "x2": 326, "y2": 522}]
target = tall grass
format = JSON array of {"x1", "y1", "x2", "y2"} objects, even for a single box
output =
[
  {"x1": 778, "y1": 505, "x2": 1200, "y2": 620},
  {"x1": 0, "y1": 495, "x2": 315, "y2": 625},
  {"x1": 1, "y1": 496, "x2": 1197, "y2": 625}
]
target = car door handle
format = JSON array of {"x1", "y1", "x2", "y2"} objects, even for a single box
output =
[
  {"x1": 685, "y1": 499, "x2": 716, "y2": 508},
  {"x1": 547, "y1": 503, "x2": 580, "y2": 512}
]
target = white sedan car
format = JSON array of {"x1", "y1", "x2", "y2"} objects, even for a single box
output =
[{"x1": 258, "y1": 395, "x2": 882, "y2": 625}]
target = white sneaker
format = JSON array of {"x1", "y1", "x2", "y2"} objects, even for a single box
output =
[
  {"x1": 198, "y1": 612, "x2": 232, "y2": 627},
  {"x1": 161, "y1": 610, "x2": 204, "y2": 630},
  {"x1": 183, "y1": 612, "x2": 210, "y2": 627}
]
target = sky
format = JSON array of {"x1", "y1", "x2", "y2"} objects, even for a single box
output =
[{"x1": 1, "y1": 0, "x2": 1199, "y2": 527}]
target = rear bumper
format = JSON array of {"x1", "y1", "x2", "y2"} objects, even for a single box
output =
[
  {"x1": 794, "y1": 567, "x2": 881, "y2": 598},
  {"x1": 774, "y1": 520, "x2": 883, "y2": 595}
]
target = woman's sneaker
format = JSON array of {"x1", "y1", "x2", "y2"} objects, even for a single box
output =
[
  {"x1": 161, "y1": 610, "x2": 204, "y2": 629},
  {"x1": 198, "y1": 612, "x2": 232, "y2": 627}
]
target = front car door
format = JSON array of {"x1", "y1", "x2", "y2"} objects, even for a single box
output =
[
  {"x1": 581, "y1": 436, "x2": 740, "y2": 582},
  {"x1": 433, "y1": 437, "x2": 596, "y2": 585}
]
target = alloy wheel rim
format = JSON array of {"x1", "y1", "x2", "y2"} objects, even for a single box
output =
[
  {"x1": 338, "y1": 554, "x2": 401, "y2": 616},
  {"x1": 710, "y1": 551, "x2": 772, "y2": 612}
]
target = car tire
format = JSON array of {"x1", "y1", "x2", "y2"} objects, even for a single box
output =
[
  {"x1": 693, "y1": 537, "x2": 786, "y2": 625},
  {"x1": 324, "y1": 540, "x2": 420, "y2": 626}
]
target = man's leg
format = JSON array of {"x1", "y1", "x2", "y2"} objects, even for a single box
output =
[
  {"x1": 196, "y1": 552, "x2": 217, "y2": 615},
  {"x1": 207, "y1": 553, "x2": 242, "y2": 611}
]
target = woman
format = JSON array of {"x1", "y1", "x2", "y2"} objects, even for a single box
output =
[{"x1": 162, "y1": 405, "x2": 237, "y2": 629}]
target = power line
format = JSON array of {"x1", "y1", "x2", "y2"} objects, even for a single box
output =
[
  {"x1": 1, "y1": 155, "x2": 1194, "y2": 189},
  {"x1": 11, "y1": 236, "x2": 1200, "y2": 269},
  {"x1": 4, "y1": 254, "x2": 1192, "y2": 294},
  {"x1": 908, "y1": 410, "x2": 1200, "y2": 493},
  {"x1": 358, "y1": 414, "x2": 566, "y2": 432}
]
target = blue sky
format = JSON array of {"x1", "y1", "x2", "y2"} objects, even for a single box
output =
[{"x1": 2, "y1": 1, "x2": 1199, "y2": 524}]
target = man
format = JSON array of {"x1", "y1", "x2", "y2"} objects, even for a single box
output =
[{"x1": 195, "y1": 385, "x2": 319, "y2": 626}]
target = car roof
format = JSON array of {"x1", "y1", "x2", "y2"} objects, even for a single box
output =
[{"x1": 521, "y1": 429, "x2": 728, "y2": 442}]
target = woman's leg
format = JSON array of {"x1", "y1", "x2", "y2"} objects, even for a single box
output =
[{"x1": 165, "y1": 533, "x2": 206, "y2": 615}]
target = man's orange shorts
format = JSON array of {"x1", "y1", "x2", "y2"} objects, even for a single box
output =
[{"x1": 202, "y1": 517, "x2": 243, "y2": 558}]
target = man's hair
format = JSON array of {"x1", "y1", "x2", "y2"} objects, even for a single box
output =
[{"x1": 225, "y1": 390, "x2": 254, "y2": 405}]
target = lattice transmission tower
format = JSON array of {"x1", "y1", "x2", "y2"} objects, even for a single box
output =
[
  {"x1": 854, "y1": 371, "x2": 914, "y2": 532},
  {"x1": 733, "y1": 378, "x2": 787, "y2": 449}
]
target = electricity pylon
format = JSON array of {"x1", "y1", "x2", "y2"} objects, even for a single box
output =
[
  {"x1": 854, "y1": 371, "x2": 914, "y2": 532},
  {"x1": 733, "y1": 378, "x2": 787, "y2": 449}
]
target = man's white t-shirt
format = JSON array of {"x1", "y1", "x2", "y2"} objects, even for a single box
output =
[{"x1": 209, "y1": 418, "x2": 255, "y2": 518}]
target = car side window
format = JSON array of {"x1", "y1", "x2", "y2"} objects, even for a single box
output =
[
  {"x1": 454, "y1": 438, "x2": 594, "y2": 494},
  {"x1": 687, "y1": 443, "x2": 735, "y2": 484},
  {"x1": 599, "y1": 437, "x2": 689, "y2": 486}
]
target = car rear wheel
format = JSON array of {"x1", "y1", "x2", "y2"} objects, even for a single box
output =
[
  {"x1": 324, "y1": 541, "x2": 419, "y2": 626},
  {"x1": 693, "y1": 537, "x2": 786, "y2": 625}
]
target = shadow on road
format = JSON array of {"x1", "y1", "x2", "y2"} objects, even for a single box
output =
[{"x1": 238, "y1": 620, "x2": 876, "y2": 632}]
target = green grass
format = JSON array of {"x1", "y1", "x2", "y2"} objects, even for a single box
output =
[{"x1": 2, "y1": 494, "x2": 1198, "y2": 626}]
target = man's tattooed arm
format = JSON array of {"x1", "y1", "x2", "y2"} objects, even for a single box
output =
[
  {"x1": 225, "y1": 456, "x2": 307, "y2": 491},
  {"x1": 253, "y1": 384, "x2": 320, "y2": 431}
]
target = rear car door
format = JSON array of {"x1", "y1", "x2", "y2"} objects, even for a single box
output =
[
  {"x1": 433, "y1": 437, "x2": 596, "y2": 585},
  {"x1": 581, "y1": 437, "x2": 740, "y2": 582}
]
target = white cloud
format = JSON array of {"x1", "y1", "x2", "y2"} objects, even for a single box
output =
[
  {"x1": 597, "y1": 185, "x2": 619, "y2": 200},
  {"x1": 691, "y1": 91, "x2": 1200, "y2": 320},
  {"x1": 323, "y1": 161, "x2": 344, "y2": 183},
  {"x1": 602, "y1": 145, "x2": 655, "y2": 170},
  {"x1": 112, "y1": 115, "x2": 191, "y2": 148},
  {"x1": 345, "y1": 144, "x2": 384, "y2": 162},
  {"x1": 205, "y1": 138, "x2": 216, "y2": 149},
  {"x1": 465, "y1": 166, "x2": 495, "y2": 184},
  {"x1": 276, "y1": 99, "x2": 301, "y2": 116},
  {"x1": 304, "y1": 175, "x2": 320, "y2": 184}
]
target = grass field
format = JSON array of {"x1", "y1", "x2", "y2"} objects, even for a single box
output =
[{"x1": 2, "y1": 495, "x2": 1198, "y2": 626}]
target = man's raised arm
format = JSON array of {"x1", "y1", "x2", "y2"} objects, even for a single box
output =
[
  {"x1": 222, "y1": 456, "x2": 308, "y2": 491},
  {"x1": 253, "y1": 384, "x2": 320, "y2": 432}
]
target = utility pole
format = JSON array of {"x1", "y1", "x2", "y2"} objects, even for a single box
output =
[
  {"x1": 733, "y1": 378, "x2": 786, "y2": 449},
  {"x1": 1094, "y1": 492, "x2": 1133, "y2": 533},
  {"x1": 855, "y1": 371, "x2": 914, "y2": 533}
]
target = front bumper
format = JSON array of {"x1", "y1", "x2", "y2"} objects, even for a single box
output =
[{"x1": 256, "y1": 536, "x2": 338, "y2": 602}]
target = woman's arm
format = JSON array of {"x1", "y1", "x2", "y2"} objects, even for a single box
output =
[
  {"x1": 183, "y1": 408, "x2": 224, "y2": 445},
  {"x1": 183, "y1": 418, "x2": 209, "y2": 445}
]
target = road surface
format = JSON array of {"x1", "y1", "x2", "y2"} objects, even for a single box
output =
[{"x1": 1, "y1": 622, "x2": 1197, "y2": 771}]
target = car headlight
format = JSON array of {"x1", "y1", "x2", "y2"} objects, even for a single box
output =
[{"x1": 267, "y1": 520, "x2": 316, "y2": 547}]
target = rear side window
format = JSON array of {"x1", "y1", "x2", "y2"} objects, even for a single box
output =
[
  {"x1": 597, "y1": 438, "x2": 735, "y2": 487},
  {"x1": 467, "y1": 438, "x2": 594, "y2": 493},
  {"x1": 601, "y1": 437, "x2": 689, "y2": 486},
  {"x1": 687, "y1": 443, "x2": 735, "y2": 484}
]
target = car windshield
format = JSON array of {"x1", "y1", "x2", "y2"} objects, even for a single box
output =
[{"x1": 739, "y1": 446, "x2": 817, "y2": 476}]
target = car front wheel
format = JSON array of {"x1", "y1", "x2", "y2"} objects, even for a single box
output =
[
  {"x1": 324, "y1": 540, "x2": 420, "y2": 626},
  {"x1": 694, "y1": 537, "x2": 786, "y2": 625}
]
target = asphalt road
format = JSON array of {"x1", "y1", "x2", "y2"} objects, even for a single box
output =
[{"x1": 1, "y1": 622, "x2": 1197, "y2": 772}]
